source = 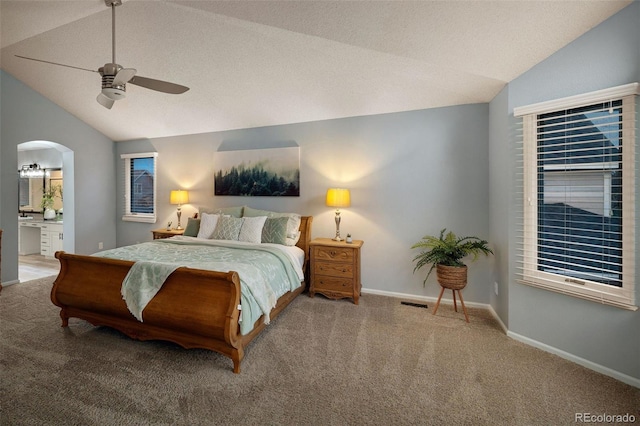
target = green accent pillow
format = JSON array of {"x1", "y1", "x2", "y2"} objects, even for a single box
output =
[
  {"x1": 183, "y1": 218, "x2": 200, "y2": 237},
  {"x1": 261, "y1": 217, "x2": 289, "y2": 245},
  {"x1": 211, "y1": 216, "x2": 243, "y2": 240}
]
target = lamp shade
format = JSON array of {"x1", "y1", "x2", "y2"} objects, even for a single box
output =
[
  {"x1": 326, "y1": 188, "x2": 351, "y2": 208},
  {"x1": 170, "y1": 190, "x2": 189, "y2": 205}
]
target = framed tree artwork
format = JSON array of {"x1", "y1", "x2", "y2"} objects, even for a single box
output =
[{"x1": 214, "y1": 146, "x2": 300, "y2": 196}]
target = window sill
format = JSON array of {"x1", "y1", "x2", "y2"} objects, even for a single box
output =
[
  {"x1": 122, "y1": 214, "x2": 156, "y2": 224},
  {"x1": 518, "y1": 279, "x2": 637, "y2": 311}
]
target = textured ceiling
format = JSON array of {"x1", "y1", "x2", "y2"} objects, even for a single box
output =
[{"x1": 0, "y1": 0, "x2": 631, "y2": 142}]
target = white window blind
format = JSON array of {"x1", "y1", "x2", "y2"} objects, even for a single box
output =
[
  {"x1": 514, "y1": 83, "x2": 637, "y2": 310},
  {"x1": 121, "y1": 152, "x2": 157, "y2": 223}
]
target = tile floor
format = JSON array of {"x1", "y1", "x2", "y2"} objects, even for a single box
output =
[{"x1": 19, "y1": 254, "x2": 60, "y2": 282}]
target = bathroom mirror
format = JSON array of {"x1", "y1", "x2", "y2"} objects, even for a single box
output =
[{"x1": 18, "y1": 168, "x2": 63, "y2": 213}]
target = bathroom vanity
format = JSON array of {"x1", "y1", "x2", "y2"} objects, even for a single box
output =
[{"x1": 19, "y1": 221, "x2": 63, "y2": 257}]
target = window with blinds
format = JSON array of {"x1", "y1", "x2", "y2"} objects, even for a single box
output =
[
  {"x1": 121, "y1": 152, "x2": 157, "y2": 223},
  {"x1": 515, "y1": 84, "x2": 637, "y2": 310}
]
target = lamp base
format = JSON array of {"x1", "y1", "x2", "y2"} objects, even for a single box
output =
[
  {"x1": 333, "y1": 210, "x2": 344, "y2": 242},
  {"x1": 176, "y1": 207, "x2": 183, "y2": 230}
]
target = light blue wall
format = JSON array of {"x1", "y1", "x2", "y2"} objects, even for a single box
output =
[
  {"x1": 116, "y1": 104, "x2": 493, "y2": 303},
  {"x1": 0, "y1": 70, "x2": 117, "y2": 284},
  {"x1": 490, "y1": 2, "x2": 640, "y2": 382},
  {"x1": 488, "y1": 86, "x2": 510, "y2": 325}
]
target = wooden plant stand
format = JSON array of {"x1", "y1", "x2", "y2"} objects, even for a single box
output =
[{"x1": 432, "y1": 286, "x2": 469, "y2": 323}]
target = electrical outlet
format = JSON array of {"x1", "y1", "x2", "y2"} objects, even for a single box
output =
[
  {"x1": 98, "y1": 242, "x2": 103, "y2": 250},
  {"x1": 494, "y1": 281, "x2": 499, "y2": 296}
]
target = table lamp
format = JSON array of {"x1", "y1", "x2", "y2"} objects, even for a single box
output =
[
  {"x1": 170, "y1": 190, "x2": 189, "y2": 230},
  {"x1": 326, "y1": 188, "x2": 351, "y2": 241}
]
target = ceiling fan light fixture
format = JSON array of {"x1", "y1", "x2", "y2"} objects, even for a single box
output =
[{"x1": 102, "y1": 86, "x2": 126, "y2": 100}]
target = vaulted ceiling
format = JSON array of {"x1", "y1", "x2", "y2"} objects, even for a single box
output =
[{"x1": 0, "y1": 0, "x2": 631, "y2": 141}]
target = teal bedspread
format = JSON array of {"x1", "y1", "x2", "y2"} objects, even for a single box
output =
[{"x1": 93, "y1": 238, "x2": 303, "y2": 335}]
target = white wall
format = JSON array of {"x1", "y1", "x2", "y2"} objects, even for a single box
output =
[
  {"x1": 116, "y1": 104, "x2": 493, "y2": 302},
  {"x1": 0, "y1": 71, "x2": 117, "y2": 284}
]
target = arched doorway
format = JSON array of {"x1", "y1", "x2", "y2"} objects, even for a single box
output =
[{"x1": 17, "y1": 141, "x2": 75, "y2": 282}]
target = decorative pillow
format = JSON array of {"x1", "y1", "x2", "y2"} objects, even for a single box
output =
[
  {"x1": 211, "y1": 216, "x2": 243, "y2": 240},
  {"x1": 183, "y1": 218, "x2": 200, "y2": 237},
  {"x1": 238, "y1": 216, "x2": 267, "y2": 244},
  {"x1": 196, "y1": 213, "x2": 220, "y2": 239},
  {"x1": 270, "y1": 212, "x2": 301, "y2": 246},
  {"x1": 199, "y1": 206, "x2": 243, "y2": 218},
  {"x1": 261, "y1": 216, "x2": 289, "y2": 245},
  {"x1": 243, "y1": 206, "x2": 272, "y2": 218},
  {"x1": 244, "y1": 207, "x2": 301, "y2": 246}
]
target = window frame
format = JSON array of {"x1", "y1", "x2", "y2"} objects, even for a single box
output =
[
  {"x1": 121, "y1": 152, "x2": 158, "y2": 223},
  {"x1": 514, "y1": 83, "x2": 638, "y2": 311}
]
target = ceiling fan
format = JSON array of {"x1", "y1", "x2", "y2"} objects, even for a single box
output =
[{"x1": 15, "y1": 0, "x2": 189, "y2": 109}]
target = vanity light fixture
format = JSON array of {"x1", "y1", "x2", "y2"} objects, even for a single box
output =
[
  {"x1": 169, "y1": 190, "x2": 189, "y2": 230},
  {"x1": 19, "y1": 163, "x2": 45, "y2": 178},
  {"x1": 326, "y1": 188, "x2": 351, "y2": 241}
]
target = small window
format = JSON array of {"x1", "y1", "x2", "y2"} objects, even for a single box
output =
[
  {"x1": 121, "y1": 152, "x2": 157, "y2": 223},
  {"x1": 515, "y1": 84, "x2": 637, "y2": 310}
]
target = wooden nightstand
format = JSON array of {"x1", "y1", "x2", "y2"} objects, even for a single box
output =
[
  {"x1": 309, "y1": 238, "x2": 363, "y2": 305},
  {"x1": 152, "y1": 228, "x2": 185, "y2": 239}
]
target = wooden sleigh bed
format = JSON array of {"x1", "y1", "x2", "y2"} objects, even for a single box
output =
[{"x1": 50, "y1": 216, "x2": 312, "y2": 373}]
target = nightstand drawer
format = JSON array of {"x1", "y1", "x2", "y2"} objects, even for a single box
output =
[
  {"x1": 313, "y1": 261, "x2": 353, "y2": 278},
  {"x1": 313, "y1": 246, "x2": 354, "y2": 262},
  {"x1": 314, "y1": 276, "x2": 354, "y2": 293}
]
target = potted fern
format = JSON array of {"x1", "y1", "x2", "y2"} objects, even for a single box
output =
[{"x1": 411, "y1": 229, "x2": 493, "y2": 321}]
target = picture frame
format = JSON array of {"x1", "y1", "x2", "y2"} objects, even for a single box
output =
[{"x1": 214, "y1": 146, "x2": 300, "y2": 196}]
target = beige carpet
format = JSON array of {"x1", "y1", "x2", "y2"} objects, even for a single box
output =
[{"x1": 1, "y1": 276, "x2": 638, "y2": 425}]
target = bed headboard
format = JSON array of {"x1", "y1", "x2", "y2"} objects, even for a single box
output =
[{"x1": 297, "y1": 216, "x2": 313, "y2": 283}]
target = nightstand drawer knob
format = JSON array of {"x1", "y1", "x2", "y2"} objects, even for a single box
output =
[{"x1": 330, "y1": 250, "x2": 336, "y2": 256}]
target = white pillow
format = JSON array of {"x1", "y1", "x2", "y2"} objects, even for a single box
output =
[
  {"x1": 238, "y1": 216, "x2": 267, "y2": 244},
  {"x1": 196, "y1": 213, "x2": 220, "y2": 239}
]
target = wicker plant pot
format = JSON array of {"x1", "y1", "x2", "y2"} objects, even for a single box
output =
[
  {"x1": 436, "y1": 264, "x2": 467, "y2": 290},
  {"x1": 434, "y1": 264, "x2": 470, "y2": 322}
]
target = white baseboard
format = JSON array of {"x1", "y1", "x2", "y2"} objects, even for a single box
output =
[
  {"x1": 486, "y1": 304, "x2": 508, "y2": 334},
  {"x1": 507, "y1": 331, "x2": 640, "y2": 389},
  {"x1": 361, "y1": 287, "x2": 639, "y2": 388},
  {"x1": 361, "y1": 287, "x2": 488, "y2": 309},
  {"x1": 1, "y1": 280, "x2": 19, "y2": 287}
]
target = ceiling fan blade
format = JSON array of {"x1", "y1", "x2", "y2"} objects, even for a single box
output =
[
  {"x1": 15, "y1": 55, "x2": 97, "y2": 73},
  {"x1": 96, "y1": 93, "x2": 115, "y2": 109},
  {"x1": 129, "y1": 75, "x2": 189, "y2": 94},
  {"x1": 113, "y1": 68, "x2": 137, "y2": 86}
]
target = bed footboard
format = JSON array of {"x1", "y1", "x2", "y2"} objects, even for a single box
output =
[{"x1": 52, "y1": 251, "x2": 246, "y2": 372}]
